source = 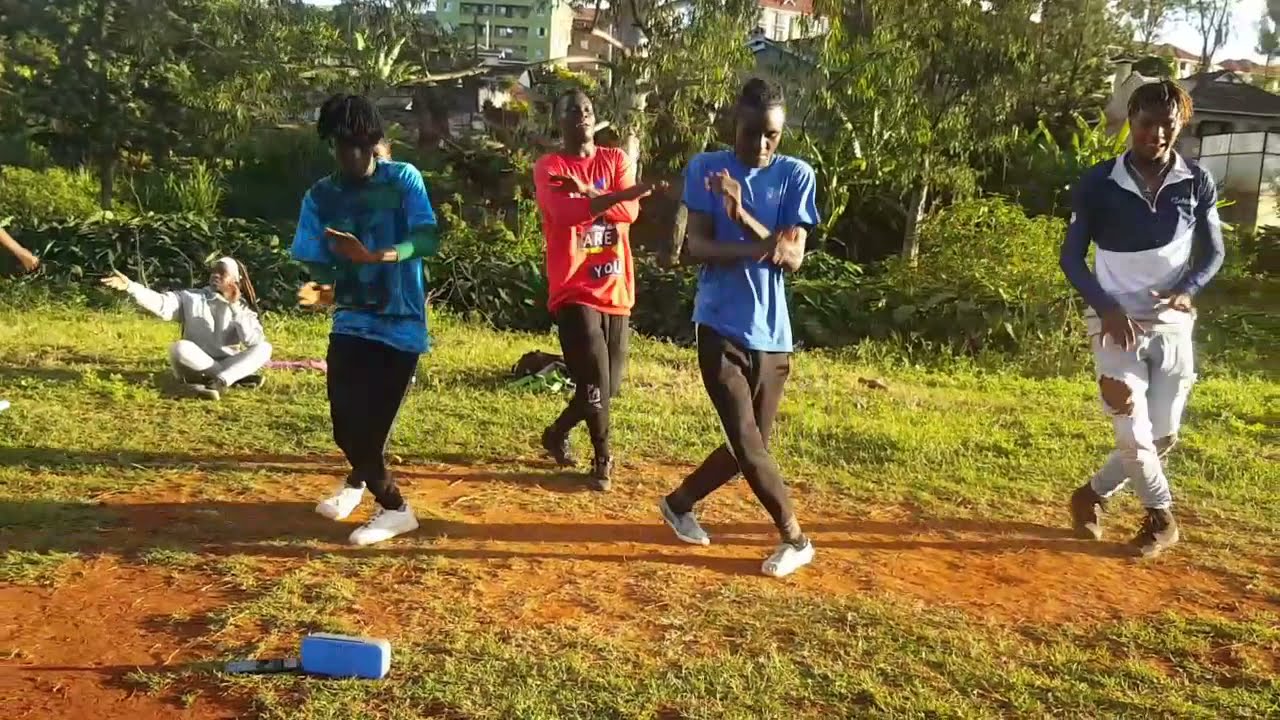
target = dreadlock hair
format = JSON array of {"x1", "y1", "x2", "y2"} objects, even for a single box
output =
[
  {"x1": 235, "y1": 260, "x2": 260, "y2": 314},
  {"x1": 737, "y1": 77, "x2": 785, "y2": 114},
  {"x1": 317, "y1": 93, "x2": 385, "y2": 147},
  {"x1": 1128, "y1": 80, "x2": 1193, "y2": 126}
]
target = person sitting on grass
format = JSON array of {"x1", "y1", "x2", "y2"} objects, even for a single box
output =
[{"x1": 101, "y1": 257, "x2": 272, "y2": 401}]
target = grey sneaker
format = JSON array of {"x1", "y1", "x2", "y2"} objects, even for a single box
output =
[
  {"x1": 659, "y1": 497, "x2": 710, "y2": 546},
  {"x1": 1132, "y1": 508, "x2": 1180, "y2": 559}
]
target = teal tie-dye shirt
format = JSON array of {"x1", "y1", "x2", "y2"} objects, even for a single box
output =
[{"x1": 291, "y1": 160, "x2": 437, "y2": 354}]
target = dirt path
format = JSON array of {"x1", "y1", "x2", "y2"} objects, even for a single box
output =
[{"x1": 3, "y1": 459, "x2": 1277, "y2": 719}]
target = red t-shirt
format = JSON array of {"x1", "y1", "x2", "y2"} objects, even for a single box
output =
[{"x1": 533, "y1": 147, "x2": 639, "y2": 315}]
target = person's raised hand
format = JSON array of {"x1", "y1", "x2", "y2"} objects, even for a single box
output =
[
  {"x1": 101, "y1": 270, "x2": 131, "y2": 291},
  {"x1": 297, "y1": 281, "x2": 335, "y2": 309},
  {"x1": 14, "y1": 247, "x2": 39, "y2": 273},
  {"x1": 325, "y1": 228, "x2": 379, "y2": 264}
]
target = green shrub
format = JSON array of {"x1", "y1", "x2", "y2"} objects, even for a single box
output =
[
  {"x1": 791, "y1": 198, "x2": 1079, "y2": 355},
  {"x1": 0, "y1": 166, "x2": 103, "y2": 220},
  {"x1": 7, "y1": 199, "x2": 1087, "y2": 360},
  {"x1": 124, "y1": 159, "x2": 227, "y2": 216},
  {"x1": 222, "y1": 127, "x2": 335, "y2": 221},
  {"x1": 7, "y1": 213, "x2": 304, "y2": 310}
]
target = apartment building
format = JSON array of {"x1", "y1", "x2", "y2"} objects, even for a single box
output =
[
  {"x1": 436, "y1": 0, "x2": 574, "y2": 62},
  {"x1": 757, "y1": 0, "x2": 827, "y2": 42}
]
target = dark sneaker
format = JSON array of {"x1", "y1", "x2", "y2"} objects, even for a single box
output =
[
  {"x1": 1070, "y1": 483, "x2": 1106, "y2": 540},
  {"x1": 179, "y1": 382, "x2": 221, "y2": 401},
  {"x1": 236, "y1": 374, "x2": 267, "y2": 389},
  {"x1": 1132, "y1": 508, "x2": 1179, "y2": 559},
  {"x1": 589, "y1": 456, "x2": 613, "y2": 492},
  {"x1": 541, "y1": 427, "x2": 575, "y2": 467}
]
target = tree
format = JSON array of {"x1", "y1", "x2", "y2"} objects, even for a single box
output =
[
  {"x1": 0, "y1": 0, "x2": 336, "y2": 208},
  {"x1": 808, "y1": 0, "x2": 1040, "y2": 263},
  {"x1": 567, "y1": 0, "x2": 759, "y2": 176},
  {"x1": 1121, "y1": 0, "x2": 1190, "y2": 50},
  {"x1": 1258, "y1": 13, "x2": 1279, "y2": 71},
  {"x1": 1021, "y1": 0, "x2": 1129, "y2": 126},
  {"x1": 1184, "y1": 0, "x2": 1235, "y2": 72}
]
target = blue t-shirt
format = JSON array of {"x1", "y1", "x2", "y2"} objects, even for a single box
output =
[
  {"x1": 291, "y1": 160, "x2": 437, "y2": 355},
  {"x1": 684, "y1": 151, "x2": 819, "y2": 353}
]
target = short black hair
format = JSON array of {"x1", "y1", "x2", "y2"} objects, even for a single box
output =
[
  {"x1": 737, "y1": 77, "x2": 785, "y2": 113},
  {"x1": 1127, "y1": 80, "x2": 1193, "y2": 126},
  {"x1": 317, "y1": 93, "x2": 384, "y2": 147}
]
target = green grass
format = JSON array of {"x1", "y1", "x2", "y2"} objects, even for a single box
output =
[{"x1": 1, "y1": 299, "x2": 1277, "y2": 719}]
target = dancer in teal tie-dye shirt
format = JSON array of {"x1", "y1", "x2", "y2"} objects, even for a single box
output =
[{"x1": 292, "y1": 94, "x2": 439, "y2": 547}]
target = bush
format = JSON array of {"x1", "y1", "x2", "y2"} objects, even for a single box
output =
[
  {"x1": 123, "y1": 159, "x2": 227, "y2": 216},
  {"x1": 6, "y1": 199, "x2": 1085, "y2": 360},
  {"x1": 791, "y1": 198, "x2": 1079, "y2": 354},
  {"x1": 7, "y1": 213, "x2": 304, "y2": 311},
  {"x1": 0, "y1": 166, "x2": 103, "y2": 220},
  {"x1": 221, "y1": 127, "x2": 335, "y2": 221}
]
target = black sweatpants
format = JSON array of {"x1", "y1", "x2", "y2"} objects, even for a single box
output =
[
  {"x1": 327, "y1": 334, "x2": 418, "y2": 510},
  {"x1": 548, "y1": 303, "x2": 630, "y2": 459},
  {"x1": 666, "y1": 324, "x2": 801, "y2": 542}
]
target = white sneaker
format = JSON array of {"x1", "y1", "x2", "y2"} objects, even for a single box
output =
[
  {"x1": 761, "y1": 540, "x2": 814, "y2": 578},
  {"x1": 316, "y1": 484, "x2": 366, "y2": 521},
  {"x1": 348, "y1": 505, "x2": 419, "y2": 546}
]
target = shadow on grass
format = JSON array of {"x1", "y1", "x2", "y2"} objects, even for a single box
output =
[
  {"x1": 0, "y1": 363, "x2": 160, "y2": 387},
  {"x1": 1, "y1": 497, "x2": 1138, "y2": 579},
  {"x1": 0, "y1": 447, "x2": 599, "y2": 496}
]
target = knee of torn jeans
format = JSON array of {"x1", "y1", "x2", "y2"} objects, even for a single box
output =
[{"x1": 1099, "y1": 375, "x2": 1134, "y2": 416}]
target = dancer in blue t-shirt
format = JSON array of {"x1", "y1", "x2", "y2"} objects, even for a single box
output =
[
  {"x1": 291, "y1": 94, "x2": 439, "y2": 546},
  {"x1": 658, "y1": 78, "x2": 820, "y2": 578}
]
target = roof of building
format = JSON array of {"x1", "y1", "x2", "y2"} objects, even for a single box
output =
[
  {"x1": 759, "y1": 0, "x2": 814, "y2": 11},
  {"x1": 1112, "y1": 43, "x2": 1201, "y2": 64},
  {"x1": 1219, "y1": 58, "x2": 1280, "y2": 77},
  {"x1": 1180, "y1": 70, "x2": 1280, "y2": 116},
  {"x1": 1151, "y1": 43, "x2": 1201, "y2": 62}
]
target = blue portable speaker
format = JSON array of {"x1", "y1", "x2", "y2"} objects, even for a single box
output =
[{"x1": 300, "y1": 633, "x2": 392, "y2": 679}]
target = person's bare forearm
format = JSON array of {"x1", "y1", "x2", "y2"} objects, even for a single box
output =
[
  {"x1": 587, "y1": 183, "x2": 648, "y2": 215},
  {"x1": 686, "y1": 232, "x2": 767, "y2": 263},
  {"x1": 730, "y1": 203, "x2": 773, "y2": 243},
  {"x1": 0, "y1": 227, "x2": 30, "y2": 257}
]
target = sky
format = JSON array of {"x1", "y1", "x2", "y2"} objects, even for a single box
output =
[
  {"x1": 302, "y1": 0, "x2": 1273, "y2": 63},
  {"x1": 1164, "y1": 0, "x2": 1271, "y2": 62}
]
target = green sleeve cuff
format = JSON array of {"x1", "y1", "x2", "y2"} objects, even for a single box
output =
[{"x1": 392, "y1": 225, "x2": 439, "y2": 262}]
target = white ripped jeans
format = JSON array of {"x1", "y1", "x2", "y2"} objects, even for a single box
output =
[
  {"x1": 1089, "y1": 327, "x2": 1196, "y2": 510},
  {"x1": 169, "y1": 340, "x2": 272, "y2": 387}
]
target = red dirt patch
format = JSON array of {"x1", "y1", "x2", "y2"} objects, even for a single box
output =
[
  {"x1": 0, "y1": 560, "x2": 248, "y2": 719},
  {"x1": 3, "y1": 459, "x2": 1276, "y2": 717}
]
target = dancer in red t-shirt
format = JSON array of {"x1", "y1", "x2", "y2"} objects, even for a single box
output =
[{"x1": 533, "y1": 89, "x2": 665, "y2": 491}]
